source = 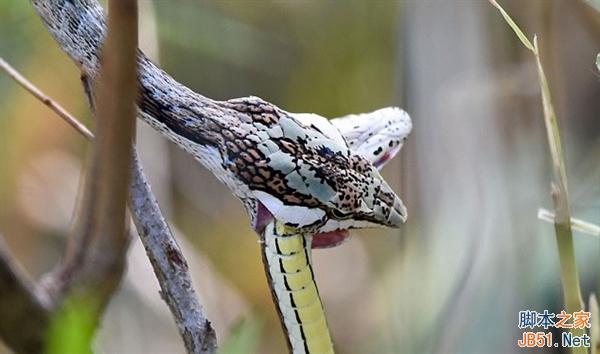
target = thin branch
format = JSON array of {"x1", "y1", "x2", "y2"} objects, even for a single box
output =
[
  {"x1": 30, "y1": 1, "x2": 238, "y2": 351},
  {"x1": 1, "y1": 36, "x2": 216, "y2": 354},
  {"x1": 0, "y1": 58, "x2": 94, "y2": 141},
  {"x1": 81, "y1": 46, "x2": 218, "y2": 354},
  {"x1": 129, "y1": 150, "x2": 217, "y2": 353},
  {"x1": 0, "y1": 236, "x2": 52, "y2": 354},
  {"x1": 538, "y1": 208, "x2": 600, "y2": 237}
]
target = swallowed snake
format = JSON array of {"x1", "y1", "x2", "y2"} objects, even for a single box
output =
[{"x1": 31, "y1": 1, "x2": 412, "y2": 353}]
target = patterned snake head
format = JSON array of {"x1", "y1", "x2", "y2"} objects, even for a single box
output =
[
  {"x1": 291, "y1": 108, "x2": 411, "y2": 247},
  {"x1": 312, "y1": 152, "x2": 407, "y2": 230},
  {"x1": 221, "y1": 98, "x2": 412, "y2": 247}
]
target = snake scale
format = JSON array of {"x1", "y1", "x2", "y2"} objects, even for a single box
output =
[{"x1": 31, "y1": 1, "x2": 412, "y2": 353}]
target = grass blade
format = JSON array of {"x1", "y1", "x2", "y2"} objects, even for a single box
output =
[
  {"x1": 488, "y1": 0, "x2": 535, "y2": 52},
  {"x1": 490, "y1": 2, "x2": 588, "y2": 353}
]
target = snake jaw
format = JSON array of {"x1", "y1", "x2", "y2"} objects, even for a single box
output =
[
  {"x1": 312, "y1": 230, "x2": 350, "y2": 248},
  {"x1": 252, "y1": 198, "x2": 350, "y2": 248},
  {"x1": 252, "y1": 200, "x2": 274, "y2": 234},
  {"x1": 393, "y1": 195, "x2": 408, "y2": 225}
]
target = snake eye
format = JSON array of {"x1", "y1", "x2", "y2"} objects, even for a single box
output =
[{"x1": 331, "y1": 209, "x2": 351, "y2": 220}]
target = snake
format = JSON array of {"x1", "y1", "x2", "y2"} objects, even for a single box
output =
[{"x1": 31, "y1": 1, "x2": 412, "y2": 353}]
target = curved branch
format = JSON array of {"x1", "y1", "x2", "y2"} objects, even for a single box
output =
[
  {"x1": 29, "y1": 1, "x2": 229, "y2": 352},
  {"x1": 2, "y1": 55, "x2": 217, "y2": 354},
  {"x1": 56, "y1": 0, "x2": 138, "y2": 307}
]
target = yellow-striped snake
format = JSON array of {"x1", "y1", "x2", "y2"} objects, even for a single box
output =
[
  {"x1": 262, "y1": 221, "x2": 334, "y2": 354},
  {"x1": 31, "y1": 1, "x2": 412, "y2": 352}
]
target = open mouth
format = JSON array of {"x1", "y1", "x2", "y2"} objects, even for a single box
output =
[
  {"x1": 312, "y1": 229, "x2": 350, "y2": 248},
  {"x1": 373, "y1": 151, "x2": 392, "y2": 169},
  {"x1": 253, "y1": 201, "x2": 351, "y2": 249}
]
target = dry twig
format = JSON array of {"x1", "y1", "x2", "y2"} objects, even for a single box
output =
[
  {"x1": 1, "y1": 51, "x2": 216, "y2": 354},
  {"x1": 0, "y1": 58, "x2": 93, "y2": 140},
  {"x1": 129, "y1": 151, "x2": 217, "y2": 353}
]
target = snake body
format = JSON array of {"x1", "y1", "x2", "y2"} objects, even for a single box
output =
[
  {"x1": 31, "y1": 1, "x2": 412, "y2": 352},
  {"x1": 263, "y1": 221, "x2": 333, "y2": 354}
]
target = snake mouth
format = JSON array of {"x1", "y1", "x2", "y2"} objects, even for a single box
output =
[
  {"x1": 253, "y1": 199, "x2": 351, "y2": 248},
  {"x1": 312, "y1": 230, "x2": 350, "y2": 249},
  {"x1": 373, "y1": 151, "x2": 393, "y2": 169}
]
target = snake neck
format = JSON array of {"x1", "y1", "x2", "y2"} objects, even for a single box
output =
[{"x1": 261, "y1": 220, "x2": 334, "y2": 354}]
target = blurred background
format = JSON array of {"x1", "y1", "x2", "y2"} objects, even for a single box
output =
[{"x1": 1, "y1": 0, "x2": 599, "y2": 353}]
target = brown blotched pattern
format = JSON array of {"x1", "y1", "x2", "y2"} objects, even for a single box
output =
[{"x1": 32, "y1": 0, "x2": 407, "y2": 234}]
